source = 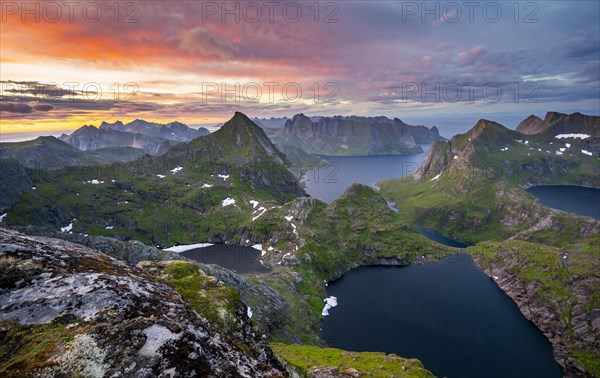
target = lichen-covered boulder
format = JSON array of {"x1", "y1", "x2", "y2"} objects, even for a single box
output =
[{"x1": 0, "y1": 227, "x2": 287, "y2": 377}]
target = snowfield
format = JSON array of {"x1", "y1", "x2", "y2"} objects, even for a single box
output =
[
  {"x1": 163, "y1": 243, "x2": 214, "y2": 253},
  {"x1": 555, "y1": 133, "x2": 590, "y2": 140}
]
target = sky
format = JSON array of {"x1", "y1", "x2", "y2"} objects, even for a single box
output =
[{"x1": 1, "y1": 0, "x2": 599, "y2": 139}]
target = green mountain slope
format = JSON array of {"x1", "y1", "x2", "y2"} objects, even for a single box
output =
[
  {"x1": 4, "y1": 112, "x2": 305, "y2": 245},
  {"x1": 378, "y1": 115, "x2": 600, "y2": 376},
  {"x1": 380, "y1": 119, "x2": 599, "y2": 244}
]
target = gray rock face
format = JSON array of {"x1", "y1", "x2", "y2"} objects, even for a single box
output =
[
  {"x1": 0, "y1": 227, "x2": 287, "y2": 377},
  {"x1": 15, "y1": 226, "x2": 183, "y2": 264}
]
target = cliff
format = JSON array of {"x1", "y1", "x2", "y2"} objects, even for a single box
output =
[{"x1": 273, "y1": 114, "x2": 443, "y2": 156}]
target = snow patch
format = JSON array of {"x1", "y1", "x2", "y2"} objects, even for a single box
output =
[
  {"x1": 105, "y1": 226, "x2": 113, "y2": 230},
  {"x1": 251, "y1": 244, "x2": 263, "y2": 252},
  {"x1": 222, "y1": 197, "x2": 235, "y2": 207},
  {"x1": 156, "y1": 174, "x2": 166, "y2": 179},
  {"x1": 163, "y1": 243, "x2": 214, "y2": 253},
  {"x1": 138, "y1": 324, "x2": 181, "y2": 357},
  {"x1": 582, "y1": 149, "x2": 593, "y2": 156},
  {"x1": 247, "y1": 307, "x2": 253, "y2": 319},
  {"x1": 249, "y1": 200, "x2": 259, "y2": 209},
  {"x1": 85, "y1": 180, "x2": 104, "y2": 185},
  {"x1": 170, "y1": 166, "x2": 183, "y2": 174},
  {"x1": 252, "y1": 207, "x2": 267, "y2": 221},
  {"x1": 565, "y1": 143, "x2": 571, "y2": 148},
  {"x1": 555, "y1": 133, "x2": 590, "y2": 140},
  {"x1": 61, "y1": 223, "x2": 73, "y2": 233},
  {"x1": 322, "y1": 296, "x2": 338, "y2": 316},
  {"x1": 201, "y1": 183, "x2": 213, "y2": 188},
  {"x1": 500, "y1": 147, "x2": 509, "y2": 151},
  {"x1": 430, "y1": 173, "x2": 441, "y2": 181},
  {"x1": 0, "y1": 213, "x2": 6, "y2": 222},
  {"x1": 217, "y1": 174, "x2": 229, "y2": 180}
]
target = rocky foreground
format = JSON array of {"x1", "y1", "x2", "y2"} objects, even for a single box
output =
[{"x1": 0, "y1": 227, "x2": 287, "y2": 377}]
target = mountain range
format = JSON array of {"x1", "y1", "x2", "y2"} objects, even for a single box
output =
[
  {"x1": 272, "y1": 113, "x2": 444, "y2": 156},
  {"x1": 59, "y1": 119, "x2": 209, "y2": 155},
  {"x1": 1, "y1": 110, "x2": 599, "y2": 377},
  {"x1": 0, "y1": 137, "x2": 145, "y2": 170},
  {"x1": 517, "y1": 111, "x2": 600, "y2": 137}
]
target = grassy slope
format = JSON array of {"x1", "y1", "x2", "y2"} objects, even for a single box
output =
[
  {"x1": 379, "y1": 120, "x2": 599, "y2": 245},
  {"x1": 5, "y1": 114, "x2": 302, "y2": 245},
  {"x1": 272, "y1": 343, "x2": 436, "y2": 378}
]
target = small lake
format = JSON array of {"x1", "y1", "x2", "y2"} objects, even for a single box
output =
[
  {"x1": 526, "y1": 185, "x2": 600, "y2": 220},
  {"x1": 321, "y1": 256, "x2": 563, "y2": 378},
  {"x1": 180, "y1": 244, "x2": 269, "y2": 274},
  {"x1": 414, "y1": 225, "x2": 469, "y2": 248},
  {"x1": 303, "y1": 145, "x2": 430, "y2": 203}
]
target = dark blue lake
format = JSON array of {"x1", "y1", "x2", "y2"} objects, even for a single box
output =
[
  {"x1": 303, "y1": 145, "x2": 430, "y2": 203},
  {"x1": 321, "y1": 256, "x2": 563, "y2": 378},
  {"x1": 181, "y1": 244, "x2": 269, "y2": 274},
  {"x1": 526, "y1": 185, "x2": 600, "y2": 220},
  {"x1": 414, "y1": 225, "x2": 469, "y2": 248}
]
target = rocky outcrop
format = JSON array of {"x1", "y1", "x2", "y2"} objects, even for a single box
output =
[
  {"x1": 16, "y1": 226, "x2": 183, "y2": 263},
  {"x1": 0, "y1": 227, "x2": 287, "y2": 377},
  {"x1": 16, "y1": 225, "x2": 294, "y2": 344},
  {"x1": 274, "y1": 114, "x2": 443, "y2": 156},
  {"x1": 198, "y1": 263, "x2": 289, "y2": 337},
  {"x1": 413, "y1": 140, "x2": 452, "y2": 181}
]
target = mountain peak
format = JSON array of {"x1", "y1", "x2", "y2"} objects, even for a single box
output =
[
  {"x1": 516, "y1": 115, "x2": 544, "y2": 135},
  {"x1": 468, "y1": 119, "x2": 510, "y2": 139},
  {"x1": 180, "y1": 112, "x2": 288, "y2": 166},
  {"x1": 99, "y1": 120, "x2": 125, "y2": 130}
]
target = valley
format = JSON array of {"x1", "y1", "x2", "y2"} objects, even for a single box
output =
[{"x1": 1, "y1": 111, "x2": 598, "y2": 378}]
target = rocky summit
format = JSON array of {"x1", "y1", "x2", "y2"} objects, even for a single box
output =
[{"x1": 0, "y1": 227, "x2": 287, "y2": 377}]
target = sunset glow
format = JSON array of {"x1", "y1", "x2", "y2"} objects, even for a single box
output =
[{"x1": 1, "y1": 1, "x2": 599, "y2": 136}]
